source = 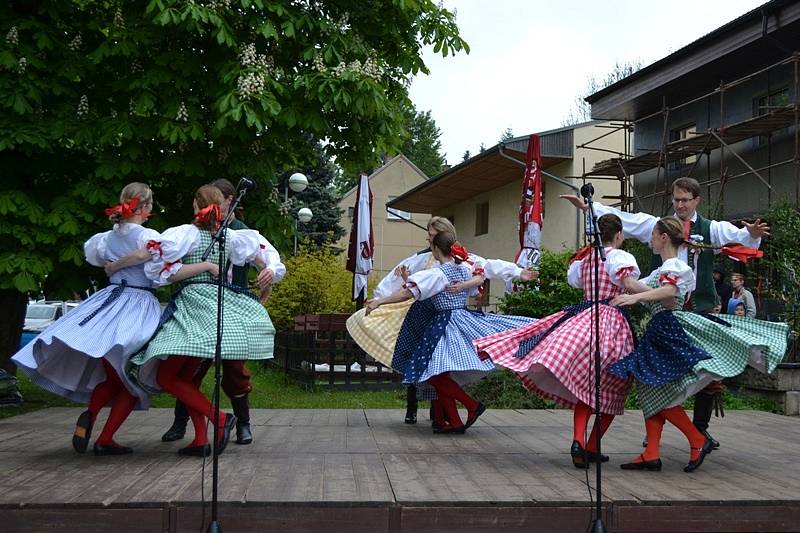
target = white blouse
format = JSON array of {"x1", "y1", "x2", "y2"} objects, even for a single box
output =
[
  {"x1": 84, "y1": 223, "x2": 161, "y2": 267},
  {"x1": 144, "y1": 224, "x2": 266, "y2": 286},
  {"x1": 567, "y1": 248, "x2": 640, "y2": 289},
  {"x1": 641, "y1": 257, "x2": 696, "y2": 296}
]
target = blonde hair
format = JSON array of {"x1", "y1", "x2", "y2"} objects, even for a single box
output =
[
  {"x1": 428, "y1": 216, "x2": 456, "y2": 237},
  {"x1": 108, "y1": 182, "x2": 153, "y2": 224}
]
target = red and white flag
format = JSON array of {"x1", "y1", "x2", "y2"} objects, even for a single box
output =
[
  {"x1": 514, "y1": 134, "x2": 543, "y2": 270},
  {"x1": 346, "y1": 174, "x2": 374, "y2": 301}
]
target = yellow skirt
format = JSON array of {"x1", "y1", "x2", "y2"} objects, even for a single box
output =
[{"x1": 346, "y1": 300, "x2": 415, "y2": 367}]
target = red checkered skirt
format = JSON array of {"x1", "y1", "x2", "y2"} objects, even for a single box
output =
[{"x1": 474, "y1": 304, "x2": 633, "y2": 414}]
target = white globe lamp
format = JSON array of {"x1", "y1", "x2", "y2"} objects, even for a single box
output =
[
  {"x1": 288, "y1": 172, "x2": 308, "y2": 193},
  {"x1": 297, "y1": 207, "x2": 313, "y2": 223}
]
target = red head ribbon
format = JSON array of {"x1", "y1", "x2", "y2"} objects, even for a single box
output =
[
  {"x1": 194, "y1": 204, "x2": 222, "y2": 230},
  {"x1": 450, "y1": 244, "x2": 472, "y2": 264},
  {"x1": 105, "y1": 197, "x2": 142, "y2": 219}
]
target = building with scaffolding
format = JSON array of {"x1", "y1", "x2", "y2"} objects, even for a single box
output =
[{"x1": 584, "y1": 0, "x2": 800, "y2": 220}]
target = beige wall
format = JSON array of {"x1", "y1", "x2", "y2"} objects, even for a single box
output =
[
  {"x1": 338, "y1": 155, "x2": 432, "y2": 282},
  {"x1": 436, "y1": 122, "x2": 629, "y2": 307}
]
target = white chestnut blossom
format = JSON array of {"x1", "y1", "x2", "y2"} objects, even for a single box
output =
[
  {"x1": 6, "y1": 26, "x2": 18, "y2": 46},
  {"x1": 77, "y1": 94, "x2": 89, "y2": 117}
]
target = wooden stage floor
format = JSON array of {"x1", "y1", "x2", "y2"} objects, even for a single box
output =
[{"x1": 2, "y1": 407, "x2": 800, "y2": 532}]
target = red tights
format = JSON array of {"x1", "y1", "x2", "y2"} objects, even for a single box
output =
[
  {"x1": 87, "y1": 359, "x2": 138, "y2": 447},
  {"x1": 572, "y1": 401, "x2": 615, "y2": 452},
  {"x1": 641, "y1": 406, "x2": 705, "y2": 462},
  {"x1": 427, "y1": 373, "x2": 479, "y2": 429},
  {"x1": 157, "y1": 356, "x2": 227, "y2": 446}
]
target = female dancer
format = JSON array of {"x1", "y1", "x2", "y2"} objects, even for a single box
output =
[
  {"x1": 13, "y1": 183, "x2": 162, "y2": 455},
  {"x1": 609, "y1": 216, "x2": 789, "y2": 472},
  {"x1": 474, "y1": 214, "x2": 639, "y2": 468},
  {"x1": 129, "y1": 185, "x2": 275, "y2": 456},
  {"x1": 348, "y1": 217, "x2": 530, "y2": 424},
  {"x1": 365, "y1": 232, "x2": 536, "y2": 433}
]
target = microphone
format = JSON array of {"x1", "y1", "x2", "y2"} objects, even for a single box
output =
[
  {"x1": 580, "y1": 182, "x2": 594, "y2": 199},
  {"x1": 238, "y1": 177, "x2": 257, "y2": 191}
]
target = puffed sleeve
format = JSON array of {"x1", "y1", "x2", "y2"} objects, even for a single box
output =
[
  {"x1": 144, "y1": 224, "x2": 200, "y2": 286},
  {"x1": 373, "y1": 251, "x2": 432, "y2": 298},
  {"x1": 605, "y1": 249, "x2": 640, "y2": 287},
  {"x1": 254, "y1": 234, "x2": 285, "y2": 284},
  {"x1": 658, "y1": 258, "x2": 696, "y2": 296},
  {"x1": 567, "y1": 260, "x2": 583, "y2": 289},
  {"x1": 481, "y1": 259, "x2": 523, "y2": 282},
  {"x1": 227, "y1": 229, "x2": 263, "y2": 266},
  {"x1": 136, "y1": 227, "x2": 162, "y2": 249},
  {"x1": 404, "y1": 268, "x2": 449, "y2": 301},
  {"x1": 709, "y1": 219, "x2": 761, "y2": 250},
  {"x1": 84, "y1": 231, "x2": 112, "y2": 267}
]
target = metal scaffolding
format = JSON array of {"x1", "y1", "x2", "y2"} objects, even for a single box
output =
[{"x1": 577, "y1": 53, "x2": 800, "y2": 216}]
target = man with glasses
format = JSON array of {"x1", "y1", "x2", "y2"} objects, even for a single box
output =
[{"x1": 561, "y1": 177, "x2": 769, "y2": 448}]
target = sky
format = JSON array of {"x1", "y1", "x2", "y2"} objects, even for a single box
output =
[{"x1": 409, "y1": 0, "x2": 767, "y2": 165}]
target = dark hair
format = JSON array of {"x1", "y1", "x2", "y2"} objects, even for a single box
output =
[
  {"x1": 210, "y1": 178, "x2": 236, "y2": 198},
  {"x1": 672, "y1": 177, "x2": 700, "y2": 198},
  {"x1": 193, "y1": 185, "x2": 224, "y2": 231},
  {"x1": 598, "y1": 214, "x2": 623, "y2": 245},
  {"x1": 654, "y1": 216, "x2": 686, "y2": 247},
  {"x1": 431, "y1": 231, "x2": 462, "y2": 263}
]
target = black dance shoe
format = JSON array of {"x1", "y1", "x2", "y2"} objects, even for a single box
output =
[
  {"x1": 620, "y1": 455, "x2": 662, "y2": 471},
  {"x1": 702, "y1": 429, "x2": 720, "y2": 450},
  {"x1": 404, "y1": 409, "x2": 417, "y2": 425},
  {"x1": 214, "y1": 413, "x2": 237, "y2": 456},
  {"x1": 93, "y1": 443, "x2": 133, "y2": 456},
  {"x1": 178, "y1": 444, "x2": 212, "y2": 457},
  {"x1": 571, "y1": 440, "x2": 589, "y2": 469},
  {"x1": 684, "y1": 438, "x2": 714, "y2": 473},
  {"x1": 464, "y1": 403, "x2": 486, "y2": 430},
  {"x1": 433, "y1": 424, "x2": 466, "y2": 434},
  {"x1": 72, "y1": 410, "x2": 93, "y2": 454},
  {"x1": 161, "y1": 420, "x2": 187, "y2": 442},
  {"x1": 586, "y1": 450, "x2": 610, "y2": 463}
]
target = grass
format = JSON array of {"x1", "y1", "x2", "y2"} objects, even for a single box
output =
[
  {"x1": 1, "y1": 362, "x2": 406, "y2": 419},
  {"x1": 0, "y1": 362, "x2": 783, "y2": 419}
]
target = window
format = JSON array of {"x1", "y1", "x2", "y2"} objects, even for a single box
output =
[
  {"x1": 347, "y1": 207, "x2": 354, "y2": 219},
  {"x1": 753, "y1": 87, "x2": 790, "y2": 147},
  {"x1": 668, "y1": 123, "x2": 697, "y2": 170},
  {"x1": 475, "y1": 202, "x2": 489, "y2": 236},
  {"x1": 386, "y1": 196, "x2": 411, "y2": 221}
]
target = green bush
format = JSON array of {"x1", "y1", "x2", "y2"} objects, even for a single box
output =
[
  {"x1": 265, "y1": 242, "x2": 355, "y2": 330},
  {"x1": 499, "y1": 249, "x2": 582, "y2": 318}
]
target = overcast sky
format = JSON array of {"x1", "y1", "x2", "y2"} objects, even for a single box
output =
[{"x1": 409, "y1": 0, "x2": 767, "y2": 165}]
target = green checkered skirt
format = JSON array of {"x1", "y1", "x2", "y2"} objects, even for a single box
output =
[{"x1": 638, "y1": 312, "x2": 789, "y2": 418}]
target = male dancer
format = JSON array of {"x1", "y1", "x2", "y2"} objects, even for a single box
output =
[
  {"x1": 561, "y1": 177, "x2": 769, "y2": 447},
  {"x1": 161, "y1": 178, "x2": 284, "y2": 445}
]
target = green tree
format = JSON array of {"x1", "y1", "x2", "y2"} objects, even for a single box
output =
[
  {"x1": 276, "y1": 140, "x2": 345, "y2": 248},
  {"x1": 500, "y1": 127, "x2": 514, "y2": 142},
  {"x1": 400, "y1": 107, "x2": 445, "y2": 178},
  {"x1": 462, "y1": 150, "x2": 471, "y2": 162},
  {"x1": 0, "y1": 1, "x2": 468, "y2": 371}
]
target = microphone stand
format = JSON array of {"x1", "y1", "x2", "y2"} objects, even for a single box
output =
[
  {"x1": 583, "y1": 183, "x2": 607, "y2": 533},
  {"x1": 200, "y1": 181, "x2": 251, "y2": 533}
]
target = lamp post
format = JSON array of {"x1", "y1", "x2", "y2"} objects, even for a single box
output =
[{"x1": 294, "y1": 207, "x2": 313, "y2": 255}]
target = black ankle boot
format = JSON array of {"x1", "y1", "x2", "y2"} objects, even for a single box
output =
[
  {"x1": 161, "y1": 400, "x2": 189, "y2": 442},
  {"x1": 231, "y1": 394, "x2": 253, "y2": 445}
]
